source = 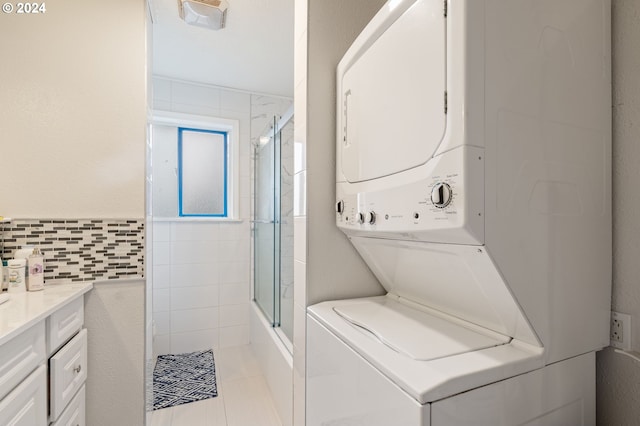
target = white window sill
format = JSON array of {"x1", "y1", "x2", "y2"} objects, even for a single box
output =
[{"x1": 152, "y1": 217, "x2": 245, "y2": 223}]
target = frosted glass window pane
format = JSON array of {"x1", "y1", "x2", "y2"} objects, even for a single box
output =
[
  {"x1": 180, "y1": 129, "x2": 227, "y2": 216},
  {"x1": 151, "y1": 125, "x2": 179, "y2": 217}
]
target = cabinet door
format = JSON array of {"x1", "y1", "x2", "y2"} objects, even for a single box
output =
[
  {"x1": 50, "y1": 329, "x2": 87, "y2": 421},
  {"x1": 51, "y1": 385, "x2": 85, "y2": 426},
  {"x1": 0, "y1": 365, "x2": 47, "y2": 426},
  {"x1": 0, "y1": 321, "x2": 45, "y2": 401}
]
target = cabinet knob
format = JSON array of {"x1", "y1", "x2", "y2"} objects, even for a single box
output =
[{"x1": 74, "y1": 365, "x2": 82, "y2": 374}]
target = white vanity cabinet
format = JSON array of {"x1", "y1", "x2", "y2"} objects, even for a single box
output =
[
  {"x1": 0, "y1": 284, "x2": 92, "y2": 426},
  {"x1": 47, "y1": 297, "x2": 87, "y2": 424}
]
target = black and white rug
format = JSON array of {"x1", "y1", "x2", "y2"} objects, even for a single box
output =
[{"x1": 153, "y1": 349, "x2": 218, "y2": 410}]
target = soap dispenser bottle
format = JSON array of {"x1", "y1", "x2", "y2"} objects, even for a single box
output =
[{"x1": 27, "y1": 248, "x2": 44, "y2": 291}]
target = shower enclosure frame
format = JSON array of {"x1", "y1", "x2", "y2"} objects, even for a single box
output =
[{"x1": 253, "y1": 105, "x2": 294, "y2": 352}]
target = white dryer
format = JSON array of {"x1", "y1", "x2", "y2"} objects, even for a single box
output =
[{"x1": 307, "y1": 0, "x2": 611, "y2": 425}]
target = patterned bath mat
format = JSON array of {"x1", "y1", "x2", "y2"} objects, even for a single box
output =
[{"x1": 153, "y1": 349, "x2": 218, "y2": 410}]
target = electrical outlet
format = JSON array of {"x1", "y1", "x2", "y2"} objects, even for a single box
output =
[{"x1": 611, "y1": 311, "x2": 632, "y2": 350}]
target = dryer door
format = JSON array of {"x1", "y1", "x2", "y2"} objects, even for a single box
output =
[{"x1": 339, "y1": 0, "x2": 446, "y2": 183}]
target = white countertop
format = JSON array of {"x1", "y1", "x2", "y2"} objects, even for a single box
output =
[{"x1": 0, "y1": 283, "x2": 93, "y2": 346}]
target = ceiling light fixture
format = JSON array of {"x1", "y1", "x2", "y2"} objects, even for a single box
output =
[{"x1": 178, "y1": 0, "x2": 228, "y2": 30}]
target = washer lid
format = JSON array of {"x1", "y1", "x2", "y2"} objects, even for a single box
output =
[
  {"x1": 334, "y1": 298, "x2": 510, "y2": 361},
  {"x1": 338, "y1": 0, "x2": 446, "y2": 183},
  {"x1": 309, "y1": 296, "x2": 546, "y2": 404}
]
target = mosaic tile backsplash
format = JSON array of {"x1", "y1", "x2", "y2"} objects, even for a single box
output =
[{"x1": 0, "y1": 219, "x2": 144, "y2": 284}]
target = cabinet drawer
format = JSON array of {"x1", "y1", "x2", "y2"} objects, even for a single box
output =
[
  {"x1": 51, "y1": 384, "x2": 85, "y2": 426},
  {"x1": 50, "y1": 329, "x2": 87, "y2": 422},
  {"x1": 0, "y1": 321, "x2": 46, "y2": 401},
  {"x1": 47, "y1": 297, "x2": 84, "y2": 355},
  {"x1": 0, "y1": 365, "x2": 47, "y2": 426}
]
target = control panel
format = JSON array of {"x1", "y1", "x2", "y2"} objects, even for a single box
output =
[
  {"x1": 337, "y1": 176, "x2": 459, "y2": 226},
  {"x1": 335, "y1": 146, "x2": 484, "y2": 245}
]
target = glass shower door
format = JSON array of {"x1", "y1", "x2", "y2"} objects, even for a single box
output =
[
  {"x1": 253, "y1": 111, "x2": 294, "y2": 346},
  {"x1": 254, "y1": 120, "x2": 279, "y2": 325}
]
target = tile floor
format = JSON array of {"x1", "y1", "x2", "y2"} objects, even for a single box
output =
[{"x1": 149, "y1": 345, "x2": 282, "y2": 426}]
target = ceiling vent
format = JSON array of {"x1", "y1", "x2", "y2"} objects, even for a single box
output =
[{"x1": 178, "y1": 0, "x2": 228, "y2": 30}]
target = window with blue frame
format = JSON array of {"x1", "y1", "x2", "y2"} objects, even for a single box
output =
[{"x1": 178, "y1": 127, "x2": 229, "y2": 217}]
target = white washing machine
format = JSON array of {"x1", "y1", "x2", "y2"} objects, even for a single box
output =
[{"x1": 307, "y1": 0, "x2": 611, "y2": 425}]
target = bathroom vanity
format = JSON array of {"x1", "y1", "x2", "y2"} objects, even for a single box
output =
[{"x1": 0, "y1": 283, "x2": 92, "y2": 425}]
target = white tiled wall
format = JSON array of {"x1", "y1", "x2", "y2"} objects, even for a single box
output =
[
  {"x1": 151, "y1": 77, "x2": 291, "y2": 355},
  {"x1": 153, "y1": 221, "x2": 251, "y2": 354}
]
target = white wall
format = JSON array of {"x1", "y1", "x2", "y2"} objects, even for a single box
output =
[
  {"x1": 292, "y1": 2, "x2": 308, "y2": 425},
  {"x1": 250, "y1": 304, "x2": 294, "y2": 426},
  {"x1": 294, "y1": 0, "x2": 387, "y2": 424},
  {"x1": 145, "y1": 0, "x2": 155, "y2": 417},
  {"x1": 0, "y1": 1, "x2": 147, "y2": 424},
  {"x1": 596, "y1": 1, "x2": 640, "y2": 423},
  {"x1": 85, "y1": 279, "x2": 145, "y2": 426},
  {"x1": 152, "y1": 78, "x2": 251, "y2": 354},
  {"x1": 304, "y1": 0, "x2": 386, "y2": 314},
  {"x1": 151, "y1": 78, "x2": 291, "y2": 355},
  {"x1": 0, "y1": 0, "x2": 146, "y2": 219}
]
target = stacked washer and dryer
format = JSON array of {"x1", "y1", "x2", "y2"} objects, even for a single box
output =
[{"x1": 307, "y1": 0, "x2": 611, "y2": 424}]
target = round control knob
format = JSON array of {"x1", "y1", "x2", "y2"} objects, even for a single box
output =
[
  {"x1": 336, "y1": 200, "x2": 345, "y2": 214},
  {"x1": 431, "y1": 182, "x2": 452, "y2": 208},
  {"x1": 365, "y1": 211, "x2": 376, "y2": 225},
  {"x1": 357, "y1": 212, "x2": 365, "y2": 224}
]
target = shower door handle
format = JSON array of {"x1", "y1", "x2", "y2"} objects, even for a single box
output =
[{"x1": 251, "y1": 220, "x2": 275, "y2": 224}]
